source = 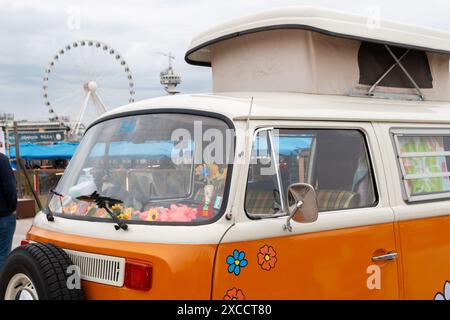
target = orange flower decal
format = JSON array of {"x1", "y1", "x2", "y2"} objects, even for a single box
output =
[
  {"x1": 257, "y1": 245, "x2": 277, "y2": 271},
  {"x1": 223, "y1": 287, "x2": 245, "y2": 300}
]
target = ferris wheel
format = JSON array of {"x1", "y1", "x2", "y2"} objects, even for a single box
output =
[{"x1": 43, "y1": 40, "x2": 135, "y2": 136}]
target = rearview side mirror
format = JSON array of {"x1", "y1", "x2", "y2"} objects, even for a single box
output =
[{"x1": 283, "y1": 183, "x2": 318, "y2": 232}]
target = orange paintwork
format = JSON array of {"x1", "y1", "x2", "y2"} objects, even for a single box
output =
[
  {"x1": 27, "y1": 226, "x2": 216, "y2": 300},
  {"x1": 397, "y1": 215, "x2": 450, "y2": 299},
  {"x1": 28, "y1": 215, "x2": 448, "y2": 300},
  {"x1": 27, "y1": 222, "x2": 400, "y2": 300},
  {"x1": 213, "y1": 222, "x2": 400, "y2": 300}
]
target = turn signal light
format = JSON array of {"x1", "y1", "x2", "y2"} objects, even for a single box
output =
[{"x1": 124, "y1": 261, "x2": 152, "y2": 291}]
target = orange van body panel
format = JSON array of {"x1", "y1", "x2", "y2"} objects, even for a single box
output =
[
  {"x1": 213, "y1": 222, "x2": 399, "y2": 300},
  {"x1": 392, "y1": 221, "x2": 406, "y2": 299},
  {"x1": 27, "y1": 226, "x2": 216, "y2": 300},
  {"x1": 28, "y1": 222, "x2": 401, "y2": 300},
  {"x1": 397, "y1": 215, "x2": 450, "y2": 300}
]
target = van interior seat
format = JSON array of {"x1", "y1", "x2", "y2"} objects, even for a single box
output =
[
  {"x1": 245, "y1": 189, "x2": 279, "y2": 215},
  {"x1": 198, "y1": 176, "x2": 360, "y2": 213},
  {"x1": 244, "y1": 188, "x2": 359, "y2": 214},
  {"x1": 316, "y1": 190, "x2": 360, "y2": 211}
]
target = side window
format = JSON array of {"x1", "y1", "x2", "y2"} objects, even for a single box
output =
[
  {"x1": 393, "y1": 130, "x2": 450, "y2": 202},
  {"x1": 245, "y1": 130, "x2": 283, "y2": 215},
  {"x1": 245, "y1": 128, "x2": 377, "y2": 216}
]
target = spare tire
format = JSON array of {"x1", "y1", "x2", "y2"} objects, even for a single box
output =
[{"x1": 0, "y1": 243, "x2": 84, "y2": 300}]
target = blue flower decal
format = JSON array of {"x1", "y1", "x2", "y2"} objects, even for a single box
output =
[{"x1": 226, "y1": 249, "x2": 248, "y2": 276}]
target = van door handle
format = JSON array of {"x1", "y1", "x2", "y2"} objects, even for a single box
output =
[{"x1": 372, "y1": 252, "x2": 398, "y2": 262}]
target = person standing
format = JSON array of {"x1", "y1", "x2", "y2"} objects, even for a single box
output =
[{"x1": 0, "y1": 152, "x2": 17, "y2": 273}]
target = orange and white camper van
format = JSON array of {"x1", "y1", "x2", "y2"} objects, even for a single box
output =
[{"x1": 1, "y1": 7, "x2": 450, "y2": 300}]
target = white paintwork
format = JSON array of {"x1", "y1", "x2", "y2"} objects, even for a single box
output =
[
  {"x1": 186, "y1": 6, "x2": 450, "y2": 65},
  {"x1": 96, "y1": 92, "x2": 450, "y2": 124},
  {"x1": 32, "y1": 210, "x2": 234, "y2": 245},
  {"x1": 220, "y1": 207, "x2": 394, "y2": 243}
]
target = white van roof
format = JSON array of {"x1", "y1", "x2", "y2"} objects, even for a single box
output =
[
  {"x1": 97, "y1": 92, "x2": 450, "y2": 125},
  {"x1": 186, "y1": 6, "x2": 450, "y2": 66}
]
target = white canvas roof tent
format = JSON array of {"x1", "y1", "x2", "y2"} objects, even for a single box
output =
[{"x1": 185, "y1": 7, "x2": 450, "y2": 101}]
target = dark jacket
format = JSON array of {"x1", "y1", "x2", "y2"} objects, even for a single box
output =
[{"x1": 0, "y1": 152, "x2": 17, "y2": 216}]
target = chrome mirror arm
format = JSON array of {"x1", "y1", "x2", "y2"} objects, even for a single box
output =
[{"x1": 283, "y1": 200, "x2": 303, "y2": 232}]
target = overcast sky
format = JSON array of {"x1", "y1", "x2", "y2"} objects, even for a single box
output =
[{"x1": 1, "y1": 0, "x2": 450, "y2": 121}]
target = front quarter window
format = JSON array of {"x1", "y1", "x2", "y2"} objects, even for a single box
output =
[
  {"x1": 49, "y1": 113, "x2": 233, "y2": 225},
  {"x1": 245, "y1": 128, "x2": 377, "y2": 217}
]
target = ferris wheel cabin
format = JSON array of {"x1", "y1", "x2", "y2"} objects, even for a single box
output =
[{"x1": 185, "y1": 7, "x2": 450, "y2": 102}]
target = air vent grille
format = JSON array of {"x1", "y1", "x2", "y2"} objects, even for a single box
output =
[{"x1": 64, "y1": 249, "x2": 125, "y2": 287}]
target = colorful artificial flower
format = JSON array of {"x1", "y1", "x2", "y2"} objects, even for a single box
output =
[
  {"x1": 124, "y1": 207, "x2": 133, "y2": 214},
  {"x1": 86, "y1": 205, "x2": 97, "y2": 217},
  {"x1": 257, "y1": 245, "x2": 277, "y2": 271},
  {"x1": 131, "y1": 210, "x2": 143, "y2": 220},
  {"x1": 209, "y1": 163, "x2": 220, "y2": 178},
  {"x1": 139, "y1": 211, "x2": 148, "y2": 221},
  {"x1": 111, "y1": 204, "x2": 123, "y2": 212},
  {"x1": 94, "y1": 208, "x2": 108, "y2": 218},
  {"x1": 77, "y1": 203, "x2": 89, "y2": 215},
  {"x1": 223, "y1": 287, "x2": 245, "y2": 300},
  {"x1": 434, "y1": 281, "x2": 450, "y2": 300},
  {"x1": 117, "y1": 207, "x2": 132, "y2": 220},
  {"x1": 195, "y1": 164, "x2": 209, "y2": 181},
  {"x1": 159, "y1": 204, "x2": 198, "y2": 222},
  {"x1": 69, "y1": 203, "x2": 78, "y2": 214},
  {"x1": 226, "y1": 249, "x2": 248, "y2": 276},
  {"x1": 222, "y1": 167, "x2": 228, "y2": 178},
  {"x1": 146, "y1": 208, "x2": 160, "y2": 221},
  {"x1": 195, "y1": 164, "x2": 206, "y2": 176}
]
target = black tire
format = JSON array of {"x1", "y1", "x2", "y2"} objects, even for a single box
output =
[{"x1": 0, "y1": 243, "x2": 84, "y2": 300}]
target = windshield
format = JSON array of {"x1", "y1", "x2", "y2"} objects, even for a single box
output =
[{"x1": 48, "y1": 113, "x2": 233, "y2": 225}]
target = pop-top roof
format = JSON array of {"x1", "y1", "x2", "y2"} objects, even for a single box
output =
[{"x1": 185, "y1": 7, "x2": 450, "y2": 66}]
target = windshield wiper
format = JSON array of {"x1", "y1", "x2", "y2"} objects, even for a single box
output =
[
  {"x1": 76, "y1": 191, "x2": 129, "y2": 231},
  {"x1": 43, "y1": 206, "x2": 55, "y2": 222},
  {"x1": 44, "y1": 189, "x2": 66, "y2": 222}
]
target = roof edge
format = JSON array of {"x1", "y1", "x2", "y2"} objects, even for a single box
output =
[{"x1": 185, "y1": 7, "x2": 450, "y2": 66}]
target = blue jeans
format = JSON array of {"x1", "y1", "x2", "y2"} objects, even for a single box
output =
[{"x1": 0, "y1": 213, "x2": 16, "y2": 274}]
